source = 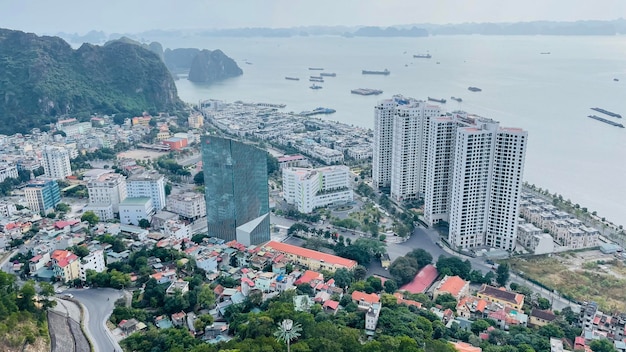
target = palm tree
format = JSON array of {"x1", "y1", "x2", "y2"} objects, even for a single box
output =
[{"x1": 274, "y1": 319, "x2": 302, "y2": 352}]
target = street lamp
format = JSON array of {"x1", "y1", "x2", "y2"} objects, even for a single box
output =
[{"x1": 274, "y1": 319, "x2": 302, "y2": 352}]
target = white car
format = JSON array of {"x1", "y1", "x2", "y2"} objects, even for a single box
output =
[
  {"x1": 55, "y1": 289, "x2": 63, "y2": 294},
  {"x1": 64, "y1": 293, "x2": 74, "y2": 298}
]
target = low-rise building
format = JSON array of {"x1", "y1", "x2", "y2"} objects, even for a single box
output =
[
  {"x1": 282, "y1": 166, "x2": 353, "y2": 213},
  {"x1": 365, "y1": 303, "x2": 381, "y2": 335},
  {"x1": 79, "y1": 249, "x2": 106, "y2": 281},
  {"x1": 477, "y1": 284, "x2": 525, "y2": 311},
  {"x1": 166, "y1": 280, "x2": 190, "y2": 296},
  {"x1": 262, "y1": 241, "x2": 357, "y2": 272},
  {"x1": 119, "y1": 197, "x2": 155, "y2": 226},
  {"x1": 433, "y1": 275, "x2": 470, "y2": 300},
  {"x1": 529, "y1": 308, "x2": 557, "y2": 327},
  {"x1": 51, "y1": 249, "x2": 80, "y2": 283},
  {"x1": 167, "y1": 192, "x2": 206, "y2": 220}
]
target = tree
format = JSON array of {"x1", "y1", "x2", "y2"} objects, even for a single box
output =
[
  {"x1": 194, "y1": 313, "x2": 214, "y2": 331},
  {"x1": 69, "y1": 245, "x2": 90, "y2": 258},
  {"x1": 353, "y1": 265, "x2": 367, "y2": 281},
  {"x1": 194, "y1": 171, "x2": 204, "y2": 185},
  {"x1": 81, "y1": 211, "x2": 99, "y2": 226},
  {"x1": 164, "y1": 183, "x2": 172, "y2": 196},
  {"x1": 332, "y1": 268, "x2": 354, "y2": 289},
  {"x1": 55, "y1": 203, "x2": 71, "y2": 213},
  {"x1": 274, "y1": 319, "x2": 302, "y2": 352},
  {"x1": 406, "y1": 248, "x2": 433, "y2": 269},
  {"x1": 589, "y1": 338, "x2": 617, "y2": 352},
  {"x1": 537, "y1": 297, "x2": 551, "y2": 310},
  {"x1": 138, "y1": 218, "x2": 151, "y2": 229},
  {"x1": 496, "y1": 263, "x2": 510, "y2": 287},
  {"x1": 471, "y1": 319, "x2": 491, "y2": 335},
  {"x1": 384, "y1": 279, "x2": 398, "y2": 294},
  {"x1": 196, "y1": 284, "x2": 216, "y2": 309}
]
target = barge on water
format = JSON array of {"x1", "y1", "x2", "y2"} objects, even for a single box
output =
[
  {"x1": 588, "y1": 115, "x2": 624, "y2": 128},
  {"x1": 351, "y1": 88, "x2": 383, "y2": 96},
  {"x1": 362, "y1": 69, "x2": 390, "y2": 75},
  {"x1": 591, "y1": 107, "x2": 622, "y2": 118},
  {"x1": 428, "y1": 97, "x2": 446, "y2": 104}
]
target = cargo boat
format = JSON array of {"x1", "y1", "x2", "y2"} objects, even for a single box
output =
[
  {"x1": 362, "y1": 69, "x2": 390, "y2": 75},
  {"x1": 591, "y1": 107, "x2": 622, "y2": 118},
  {"x1": 351, "y1": 88, "x2": 383, "y2": 96},
  {"x1": 285, "y1": 77, "x2": 300, "y2": 81},
  {"x1": 308, "y1": 67, "x2": 324, "y2": 70},
  {"x1": 320, "y1": 72, "x2": 337, "y2": 77},
  {"x1": 468, "y1": 86, "x2": 482, "y2": 92},
  {"x1": 588, "y1": 115, "x2": 624, "y2": 128},
  {"x1": 299, "y1": 107, "x2": 336, "y2": 117},
  {"x1": 413, "y1": 54, "x2": 432, "y2": 58},
  {"x1": 428, "y1": 97, "x2": 446, "y2": 104},
  {"x1": 309, "y1": 84, "x2": 322, "y2": 89},
  {"x1": 451, "y1": 96, "x2": 462, "y2": 102},
  {"x1": 309, "y1": 78, "x2": 324, "y2": 82}
]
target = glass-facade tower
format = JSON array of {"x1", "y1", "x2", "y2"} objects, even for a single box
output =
[{"x1": 202, "y1": 136, "x2": 270, "y2": 245}]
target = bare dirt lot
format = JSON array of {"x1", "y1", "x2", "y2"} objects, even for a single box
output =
[
  {"x1": 117, "y1": 149, "x2": 167, "y2": 160},
  {"x1": 510, "y1": 250, "x2": 626, "y2": 312}
]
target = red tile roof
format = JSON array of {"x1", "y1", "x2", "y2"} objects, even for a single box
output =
[
  {"x1": 400, "y1": 264, "x2": 438, "y2": 294},
  {"x1": 323, "y1": 300, "x2": 339, "y2": 310},
  {"x1": 437, "y1": 275, "x2": 468, "y2": 297},
  {"x1": 294, "y1": 270, "x2": 323, "y2": 285},
  {"x1": 351, "y1": 290, "x2": 379, "y2": 305},
  {"x1": 264, "y1": 241, "x2": 357, "y2": 269},
  {"x1": 54, "y1": 219, "x2": 80, "y2": 229}
]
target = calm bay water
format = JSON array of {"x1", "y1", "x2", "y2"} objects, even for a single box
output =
[{"x1": 159, "y1": 35, "x2": 626, "y2": 227}]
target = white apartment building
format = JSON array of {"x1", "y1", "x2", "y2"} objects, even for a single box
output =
[
  {"x1": 79, "y1": 249, "x2": 106, "y2": 281},
  {"x1": 283, "y1": 165, "x2": 353, "y2": 213},
  {"x1": 372, "y1": 98, "x2": 396, "y2": 190},
  {"x1": 390, "y1": 100, "x2": 442, "y2": 202},
  {"x1": 372, "y1": 96, "x2": 442, "y2": 200},
  {"x1": 86, "y1": 173, "x2": 127, "y2": 217},
  {"x1": 0, "y1": 163, "x2": 18, "y2": 183},
  {"x1": 126, "y1": 171, "x2": 166, "y2": 210},
  {"x1": 0, "y1": 202, "x2": 17, "y2": 218},
  {"x1": 41, "y1": 146, "x2": 72, "y2": 180},
  {"x1": 164, "y1": 219, "x2": 191, "y2": 240},
  {"x1": 447, "y1": 118, "x2": 527, "y2": 251},
  {"x1": 167, "y1": 192, "x2": 206, "y2": 220},
  {"x1": 119, "y1": 197, "x2": 155, "y2": 226}
]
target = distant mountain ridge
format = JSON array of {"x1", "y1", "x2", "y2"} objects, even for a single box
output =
[{"x1": 0, "y1": 28, "x2": 182, "y2": 134}]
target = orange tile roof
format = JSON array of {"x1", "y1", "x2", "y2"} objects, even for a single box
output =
[
  {"x1": 438, "y1": 275, "x2": 468, "y2": 297},
  {"x1": 400, "y1": 264, "x2": 438, "y2": 293},
  {"x1": 451, "y1": 341, "x2": 482, "y2": 352},
  {"x1": 294, "y1": 270, "x2": 323, "y2": 285},
  {"x1": 264, "y1": 241, "x2": 357, "y2": 269},
  {"x1": 351, "y1": 290, "x2": 379, "y2": 305}
]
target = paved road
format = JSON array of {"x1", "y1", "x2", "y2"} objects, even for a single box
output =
[
  {"x1": 66, "y1": 288, "x2": 123, "y2": 352},
  {"x1": 177, "y1": 154, "x2": 201, "y2": 167}
]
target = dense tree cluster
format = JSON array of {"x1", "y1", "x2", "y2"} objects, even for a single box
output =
[{"x1": 389, "y1": 249, "x2": 432, "y2": 286}]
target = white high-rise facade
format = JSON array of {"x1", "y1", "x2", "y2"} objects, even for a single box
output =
[
  {"x1": 372, "y1": 97, "x2": 527, "y2": 251},
  {"x1": 283, "y1": 165, "x2": 353, "y2": 213},
  {"x1": 447, "y1": 116, "x2": 527, "y2": 251},
  {"x1": 390, "y1": 99, "x2": 442, "y2": 202},
  {"x1": 372, "y1": 99, "x2": 396, "y2": 191},
  {"x1": 126, "y1": 171, "x2": 166, "y2": 210},
  {"x1": 41, "y1": 146, "x2": 72, "y2": 180}
]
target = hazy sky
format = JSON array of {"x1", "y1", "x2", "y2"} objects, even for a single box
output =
[{"x1": 0, "y1": 0, "x2": 624, "y2": 34}]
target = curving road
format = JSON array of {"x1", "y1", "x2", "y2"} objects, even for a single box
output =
[{"x1": 66, "y1": 288, "x2": 123, "y2": 352}]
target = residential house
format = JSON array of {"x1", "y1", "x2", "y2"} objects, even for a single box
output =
[
  {"x1": 477, "y1": 284, "x2": 525, "y2": 310},
  {"x1": 166, "y1": 280, "x2": 190, "y2": 296},
  {"x1": 351, "y1": 290, "x2": 380, "y2": 310},
  {"x1": 433, "y1": 275, "x2": 470, "y2": 300},
  {"x1": 51, "y1": 249, "x2": 80, "y2": 283},
  {"x1": 529, "y1": 309, "x2": 557, "y2": 327},
  {"x1": 171, "y1": 312, "x2": 187, "y2": 327},
  {"x1": 365, "y1": 303, "x2": 381, "y2": 335}
]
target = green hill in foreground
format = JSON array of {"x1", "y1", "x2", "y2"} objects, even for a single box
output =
[{"x1": 0, "y1": 28, "x2": 183, "y2": 134}]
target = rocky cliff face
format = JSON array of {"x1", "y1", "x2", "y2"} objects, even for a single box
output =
[
  {"x1": 163, "y1": 48, "x2": 201, "y2": 72},
  {"x1": 187, "y1": 49, "x2": 243, "y2": 83},
  {"x1": 0, "y1": 28, "x2": 182, "y2": 134}
]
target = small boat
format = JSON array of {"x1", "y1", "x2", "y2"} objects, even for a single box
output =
[
  {"x1": 362, "y1": 69, "x2": 390, "y2": 75},
  {"x1": 285, "y1": 77, "x2": 300, "y2": 81},
  {"x1": 413, "y1": 54, "x2": 432, "y2": 59},
  {"x1": 428, "y1": 97, "x2": 446, "y2": 104},
  {"x1": 540, "y1": 52, "x2": 551, "y2": 55},
  {"x1": 614, "y1": 78, "x2": 620, "y2": 82},
  {"x1": 451, "y1": 96, "x2": 462, "y2": 102},
  {"x1": 309, "y1": 84, "x2": 322, "y2": 89},
  {"x1": 309, "y1": 78, "x2": 324, "y2": 82},
  {"x1": 308, "y1": 67, "x2": 324, "y2": 70},
  {"x1": 436, "y1": 62, "x2": 440, "y2": 64},
  {"x1": 468, "y1": 86, "x2": 482, "y2": 92}
]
